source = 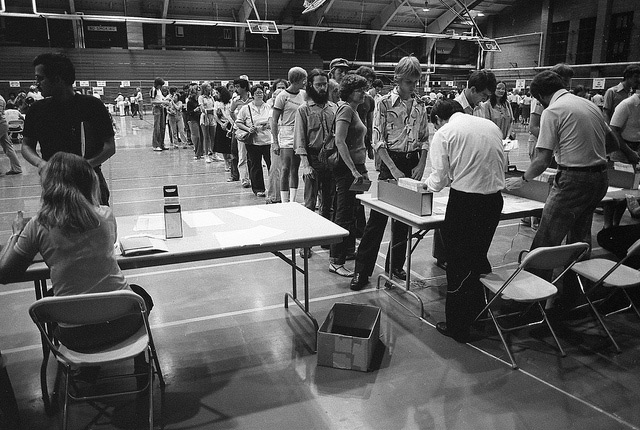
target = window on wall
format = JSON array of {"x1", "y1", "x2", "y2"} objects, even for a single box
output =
[
  {"x1": 576, "y1": 17, "x2": 596, "y2": 64},
  {"x1": 548, "y1": 21, "x2": 569, "y2": 65},
  {"x1": 607, "y1": 11, "x2": 633, "y2": 63}
]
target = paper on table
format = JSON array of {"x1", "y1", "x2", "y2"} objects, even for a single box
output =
[
  {"x1": 227, "y1": 206, "x2": 280, "y2": 222},
  {"x1": 607, "y1": 186, "x2": 623, "y2": 192},
  {"x1": 134, "y1": 214, "x2": 165, "y2": 231},
  {"x1": 214, "y1": 225, "x2": 284, "y2": 248},
  {"x1": 183, "y1": 211, "x2": 224, "y2": 228}
]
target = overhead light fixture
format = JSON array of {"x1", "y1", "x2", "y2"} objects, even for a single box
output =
[
  {"x1": 477, "y1": 12, "x2": 485, "y2": 16},
  {"x1": 422, "y1": 1, "x2": 430, "y2": 11}
]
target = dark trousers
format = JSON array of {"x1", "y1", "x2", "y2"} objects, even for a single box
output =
[
  {"x1": 303, "y1": 154, "x2": 335, "y2": 220},
  {"x1": 330, "y1": 161, "x2": 366, "y2": 265},
  {"x1": 246, "y1": 144, "x2": 271, "y2": 193},
  {"x1": 597, "y1": 224, "x2": 640, "y2": 269},
  {"x1": 354, "y1": 151, "x2": 420, "y2": 276},
  {"x1": 443, "y1": 189, "x2": 503, "y2": 336},
  {"x1": 229, "y1": 135, "x2": 240, "y2": 181}
]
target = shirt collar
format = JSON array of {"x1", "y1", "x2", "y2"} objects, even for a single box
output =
[
  {"x1": 549, "y1": 89, "x2": 569, "y2": 106},
  {"x1": 389, "y1": 87, "x2": 419, "y2": 107}
]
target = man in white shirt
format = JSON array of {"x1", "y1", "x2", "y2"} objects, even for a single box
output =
[{"x1": 424, "y1": 99, "x2": 506, "y2": 342}]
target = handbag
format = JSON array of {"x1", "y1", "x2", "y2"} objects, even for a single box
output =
[
  {"x1": 318, "y1": 104, "x2": 344, "y2": 169},
  {"x1": 235, "y1": 104, "x2": 255, "y2": 145}
]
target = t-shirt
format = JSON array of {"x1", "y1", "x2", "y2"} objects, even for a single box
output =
[
  {"x1": 23, "y1": 94, "x2": 114, "y2": 161},
  {"x1": 274, "y1": 89, "x2": 306, "y2": 128},
  {"x1": 336, "y1": 102, "x2": 367, "y2": 165},
  {"x1": 610, "y1": 93, "x2": 640, "y2": 143},
  {"x1": 537, "y1": 90, "x2": 609, "y2": 167},
  {"x1": 13, "y1": 206, "x2": 129, "y2": 296}
]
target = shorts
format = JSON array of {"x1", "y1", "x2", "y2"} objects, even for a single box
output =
[{"x1": 277, "y1": 125, "x2": 295, "y2": 149}]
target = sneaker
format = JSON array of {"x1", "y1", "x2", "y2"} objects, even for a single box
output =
[
  {"x1": 329, "y1": 263, "x2": 353, "y2": 277},
  {"x1": 173, "y1": 144, "x2": 179, "y2": 149},
  {"x1": 205, "y1": 156, "x2": 213, "y2": 163},
  {"x1": 153, "y1": 147, "x2": 163, "y2": 152},
  {"x1": 241, "y1": 180, "x2": 251, "y2": 188},
  {"x1": 256, "y1": 191, "x2": 266, "y2": 197}
]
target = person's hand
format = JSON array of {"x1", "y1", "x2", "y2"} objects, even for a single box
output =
[
  {"x1": 12, "y1": 211, "x2": 27, "y2": 235},
  {"x1": 248, "y1": 126, "x2": 257, "y2": 134},
  {"x1": 301, "y1": 164, "x2": 316, "y2": 180},
  {"x1": 271, "y1": 143, "x2": 280, "y2": 155},
  {"x1": 391, "y1": 167, "x2": 405, "y2": 180},
  {"x1": 410, "y1": 165, "x2": 425, "y2": 180},
  {"x1": 505, "y1": 177, "x2": 524, "y2": 190}
]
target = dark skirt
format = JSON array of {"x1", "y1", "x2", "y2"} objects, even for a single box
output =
[{"x1": 213, "y1": 123, "x2": 233, "y2": 154}]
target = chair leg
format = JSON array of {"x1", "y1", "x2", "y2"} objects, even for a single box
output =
[
  {"x1": 489, "y1": 309, "x2": 518, "y2": 369},
  {"x1": 61, "y1": 367, "x2": 70, "y2": 430},
  {"x1": 537, "y1": 302, "x2": 566, "y2": 357},
  {"x1": 621, "y1": 289, "x2": 640, "y2": 320},
  {"x1": 148, "y1": 356, "x2": 154, "y2": 430},
  {"x1": 578, "y1": 277, "x2": 621, "y2": 352},
  {"x1": 148, "y1": 339, "x2": 164, "y2": 388}
]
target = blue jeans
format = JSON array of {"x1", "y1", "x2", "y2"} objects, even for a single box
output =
[{"x1": 532, "y1": 169, "x2": 608, "y2": 251}]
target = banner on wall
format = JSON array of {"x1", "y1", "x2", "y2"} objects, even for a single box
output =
[
  {"x1": 9, "y1": 81, "x2": 20, "y2": 88},
  {"x1": 121, "y1": 81, "x2": 131, "y2": 87},
  {"x1": 515, "y1": 79, "x2": 526, "y2": 89},
  {"x1": 79, "y1": 81, "x2": 90, "y2": 87},
  {"x1": 96, "y1": 81, "x2": 106, "y2": 87}
]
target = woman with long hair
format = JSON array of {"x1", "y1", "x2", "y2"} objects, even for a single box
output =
[
  {"x1": 476, "y1": 81, "x2": 514, "y2": 139},
  {"x1": 199, "y1": 81, "x2": 217, "y2": 163},
  {"x1": 150, "y1": 77, "x2": 169, "y2": 151},
  {"x1": 213, "y1": 85, "x2": 234, "y2": 172},
  {"x1": 186, "y1": 83, "x2": 203, "y2": 159},
  {"x1": 236, "y1": 84, "x2": 272, "y2": 198},
  {"x1": 0, "y1": 152, "x2": 153, "y2": 354},
  {"x1": 329, "y1": 74, "x2": 369, "y2": 277}
]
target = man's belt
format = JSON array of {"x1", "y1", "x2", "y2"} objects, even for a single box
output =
[
  {"x1": 388, "y1": 150, "x2": 420, "y2": 159},
  {"x1": 557, "y1": 164, "x2": 607, "y2": 172}
]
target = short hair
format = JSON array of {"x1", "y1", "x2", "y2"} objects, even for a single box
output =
[
  {"x1": 550, "y1": 63, "x2": 574, "y2": 87},
  {"x1": 153, "y1": 77, "x2": 165, "y2": 88},
  {"x1": 306, "y1": 68, "x2": 329, "y2": 92},
  {"x1": 339, "y1": 74, "x2": 368, "y2": 101},
  {"x1": 468, "y1": 70, "x2": 497, "y2": 93},
  {"x1": 572, "y1": 85, "x2": 586, "y2": 96},
  {"x1": 355, "y1": 66, "x2": 376, "y2": 81},
  {"x1": 288, "y1": 67, "x2": 307, "y2": 84},
  {"x1": 372, "y1": 79, "x2": 383, "y2": 89},
  {"x1": 530, "y1": 71, "x2": 565, "y2": 100},
  {"x1": 233, "y1": 79, "x2": 250, "y2": 90},
  {"x1": 249, "y1": 84, "x2": 265, "y2": 96},
  {"x1": 623, "y1": 65, "x2": 640, "y2": 80},
  {"x1": 33, "y1": 53, "x2": 76, "y2": 86},
  {"x1": 430, "y1": 99, "x2": 464, "y2": 124},
  {"x1": 394, "y1": 56, "x2": 421, "y2": 81},
  {"x1": 214, "y1": 86, "x2": 232, "y2": 104},
  {"x1": 271, "y1": 79, "x2": 288, "y2": 92},
  {"x1": 169, "y1": 87, "x2": 177, "y2": 95}
]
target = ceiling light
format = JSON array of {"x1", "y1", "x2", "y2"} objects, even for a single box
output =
[
  {"x1": 422, "y1": 1, "x2": 430, "y2": 11},
  {"x1": 477, "y1": 12, "x2": 485, "y2": 16}
]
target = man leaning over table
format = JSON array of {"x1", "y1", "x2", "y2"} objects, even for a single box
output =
[
  {"x1": 349, "y1": 56, "x2": 429, "y2": 291},
  {"x1": 423, "y1": 100, "x2": 506, "y2": 343},
  {"x1": 506, "y1": 70, "x2": 619, "y2": 313}
]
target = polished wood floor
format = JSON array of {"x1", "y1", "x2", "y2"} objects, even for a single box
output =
[{"x1": 1, "y1": 115, "x2": 640, "y2": 429}]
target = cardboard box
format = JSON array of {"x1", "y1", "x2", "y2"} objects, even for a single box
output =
[
  {"x1": 378, "y1": 180, "x2": 433, "y2": 216},
  {"x1": 502, "y1": 169, "x2": 555, "y2": 203},
  {"x1": 317, "y1": 303, "x2": 381, "y2": 372},
  {"x1": 608, "y1": 162, "x2": 640, "y2": 189}
]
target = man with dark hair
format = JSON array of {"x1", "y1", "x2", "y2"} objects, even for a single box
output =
[
  {"x1": 603, "y1": 64, "x2": 640, "y2": 123},
  {"x1": 295, "y1": 68, "x2": 337, "y2": 258},
  {"x1": 455, "y1": 69, "x2": 497, "y2": 114},
  {"x1": 22, "y1": 53, "x2": 115, "y2": 205},
  {"x1": 424, "y1": 99, "x2": 506, "y2": 342},
  {"x1": 507, "y1": 70, "x2": 619, "y2": 311},
  {"x1": 229, "y1": 78, "x2": 253, "y2": 186}
]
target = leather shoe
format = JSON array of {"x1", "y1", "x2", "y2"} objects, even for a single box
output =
[
  {"x1": 391, "y1": 268, "x2": 406, "y2": 281},
  {"x1": 350, "y1": 272, "x2": 369, "y2": 291},
  {"x1": 435, "y1": 322, "x2": 471, "y2": 343}
]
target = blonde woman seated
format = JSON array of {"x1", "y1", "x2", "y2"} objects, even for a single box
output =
[{"x1": 0, "y1": 152, "x2": 153, "y2": 355}]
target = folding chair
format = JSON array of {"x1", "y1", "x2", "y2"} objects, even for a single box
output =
[
  {"x1": 29, "y1": 290, "x2": 164, "y2": 430},
  {"x1": 476, "y1": 242, "x2": 590, "y2": 369},
  {"x1": 570, "y1": 238, "x2": 640, "y2": 353}
]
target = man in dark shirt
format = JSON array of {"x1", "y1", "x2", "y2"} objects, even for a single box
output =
[{"x1": 22, "y1": 53, "x2": 115, "y2": 205}]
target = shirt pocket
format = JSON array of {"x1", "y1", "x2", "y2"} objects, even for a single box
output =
[{"x1": 307, "y1": 112, "x2": 322, "y2": 133}]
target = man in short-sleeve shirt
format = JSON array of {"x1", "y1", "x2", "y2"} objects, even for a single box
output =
[
  {"x1": 22, "y1": 53, "x2": 115, "y2": 205},
  {"x1": 609, "y1": 93, "x2": 640, "y2": 164},
  {"x1": 603, "y1": 64, "x2": 640, "y2": 123}
]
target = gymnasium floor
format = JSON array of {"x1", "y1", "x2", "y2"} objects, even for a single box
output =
[{"x1": 1, "y1": 115, "x2": 640, "y2": 430}]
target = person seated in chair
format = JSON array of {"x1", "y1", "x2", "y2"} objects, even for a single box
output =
[{"x1": 0, "y1": 152, "x2": 152, "y2": 369}]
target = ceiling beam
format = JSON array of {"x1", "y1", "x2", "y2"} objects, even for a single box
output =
[
  {"x1": 371, "y1": 0, "x2": 408, "y2": 31},
  {"x1": 424, "y1": 0, "x2": 484, "y2": 60}
]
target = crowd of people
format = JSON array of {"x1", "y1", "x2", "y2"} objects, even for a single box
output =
[{"x1": 1, "y1": 52, "x2": 639, "y2": 350}]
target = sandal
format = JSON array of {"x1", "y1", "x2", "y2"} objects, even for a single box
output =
[{"x1": 329, "y1": 263, "x2": 353, "y2": 277}]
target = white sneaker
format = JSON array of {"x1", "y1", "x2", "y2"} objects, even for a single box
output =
[
  {"x1": 153, "y1": 147, "x2": 163, "y2": 152},
  {"x1": 205, "y1": 156, "x2": 213, "y2": 163}
]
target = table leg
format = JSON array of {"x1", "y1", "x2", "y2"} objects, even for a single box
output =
[
  {"x1": 279, "y1": 248, "x2": 319, "y2": 351},
  {"x1": 377, "y1": 221, "x2": 425, "y2": 321}
]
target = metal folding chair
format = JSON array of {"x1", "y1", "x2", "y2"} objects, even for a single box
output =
[
  {"x1": 476, "y1": 242, "x2": 590, "y2": 369},
  {"x1": 29, "y1": 290, "x2": 164, "y2": 430},
  {"x1": 571, "y1": 238, "x2": 640, "y2": 352}
]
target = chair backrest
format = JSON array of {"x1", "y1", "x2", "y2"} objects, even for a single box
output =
[
  {"x1": 29, "y1": 290, "x2": 145, "y2": 327},
  {"x1": 626, "y1": 238, "x2": 640, "y2": 260},
  {"x1": 521, "y1": 242, "x2": 590, "y2": 277}
]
